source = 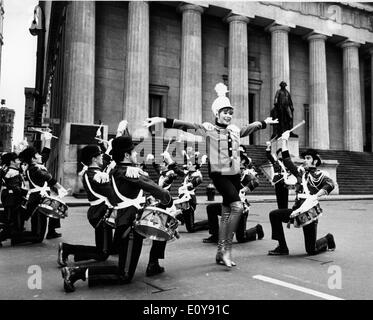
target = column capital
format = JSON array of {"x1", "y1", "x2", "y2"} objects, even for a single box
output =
[
  {"x1": 339, "y1": 40, "x2": 361, "y2": 49},
  {"x1": 177, "y1": 3, "x2": 204, "y2": 15},
  {"x1": 304, "y1": 32, "x2": 328, "y2": 42},
  {"x1": 224, "y1": 13, "x2": 250, "y2": 24},
  {"x1": 265, "y1": 23, "x2": 290, "y2": 34}
]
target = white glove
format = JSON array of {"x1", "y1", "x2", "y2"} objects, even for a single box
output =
[
  {"x1": 42, "y1": 131, "x2": 53, "y2": 141},
  {"x1": 264, "y1": 117, "x2": 279, "y2": 125},
  {"x1": 146, "y1": 154, "x2": 155, "y2": 162},
  {"x1": 194, "y1": 151, "x2": 200, "y2": 157},
  {"x1": 116, "y1": 120, "x2": 128, "y2": 135},
  {"x1": 161, "y1": 151, "x2": 173, "y2": 165},
  {"x1": 201, "y1": 155, "x2": 208, "y2": 165},
  {"x1": 105, "y1": 139, "x2": 113, "y2": 155},
  {"x1": 58, "y1": 187, "x2": 68, "y2": 198},
  {"x1": 281, "y1": 130, "x2": 290, "y2": 141}
]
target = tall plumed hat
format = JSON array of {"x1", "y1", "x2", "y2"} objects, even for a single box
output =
[{"x1": 211, "y1": 83, "x2": 234, "y2": 117}]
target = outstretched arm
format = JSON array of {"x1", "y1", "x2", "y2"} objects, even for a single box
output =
[{"x1": 240, "y1": 117, "x2": 278, "y2": 138}]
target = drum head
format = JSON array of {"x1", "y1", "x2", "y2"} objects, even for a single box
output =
[{"x1": 135, "y1": 223, "x2": 170, "y2": 241}]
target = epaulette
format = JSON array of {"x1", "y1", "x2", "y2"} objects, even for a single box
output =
[
  {"x1": 125, "y1": 166, "x2": 148, "y2": 178},
  {"x1": 93, "y1": 171, "x2": 110, "y2": 183},
  {"x1": 5, "y1": 168, "x2": 20, "y2": 178},
  {"x1": 227, "y1": 124, "x2": 240, "y2": 133}
]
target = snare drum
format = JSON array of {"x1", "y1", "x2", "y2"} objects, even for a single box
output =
[
  {"x1": 134, "y1": 206, "x2": 178, "y2": 241},
  {"x1": 37, "y1": 196, "x2": 68, "y2": 219},
  {"x1": 293, "y1": 205, "x2": 322, "y2": 228}
]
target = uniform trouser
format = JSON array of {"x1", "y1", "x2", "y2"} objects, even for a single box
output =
[
  {"x1": 82, "y1": 226, "x2": 167, "y2": 287},
  {"x1": 12, "y1": 209, "x2": 53, "y2": 244},
  {"x1": 275, "y1": 182, "x2": 289, "y2": 209},
  {"x1": 269, "y1": 208, "x2": 328, "y2": 255},
  {"x1": 63, "y1": 219, "x2": 113, "y2": 262},
  {"x1": 183, "y1": 194, "x2": 209, "y2": 232},
  {"x1": 206, "y1": 203, "x2": 257, "y2": 242}
]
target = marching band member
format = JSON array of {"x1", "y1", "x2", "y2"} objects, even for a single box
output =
[
  {"x1": 61, "y1": 135, "x2": 174, "y2": 292},
  {"x1": 268, "y1": 130, "x2": 336, "y2": 256},
  {"x1": 144, "y1": 83, "x2": 278, "y2": 268},
  {"x1": 265, "y1": 141, "x2": 289, "y2": 209},
  {"x1": 203, "y1": 147, "x2": 264, "y2": 244},
  {"x1": 57, "y1": 144, "x2": 118, "y2": 267},
  {"x1": 0, "y1": 152, "x2": 29, "y2": 246},
  {"x1": 16, "y1": 132, "x2": 68, "y2": 244}
]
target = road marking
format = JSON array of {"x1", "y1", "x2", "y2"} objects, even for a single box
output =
[{"x1": 253, "y1": 275, "x2": 344, "y2": 300}]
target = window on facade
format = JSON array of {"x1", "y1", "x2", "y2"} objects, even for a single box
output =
[
  {"x1": 304, "y1": 104, "x2": 309, "y2": 147},
  {"x1": 149, "y1": 85, "x2": 169, "y2": 136}
]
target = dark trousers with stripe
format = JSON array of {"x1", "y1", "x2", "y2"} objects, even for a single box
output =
[
  {"x1": 82, "y1": 226, "x2": 167, "y2": 287},
  {"x1": 269, "y1": 208, "x2": 328, "y2": 255}
]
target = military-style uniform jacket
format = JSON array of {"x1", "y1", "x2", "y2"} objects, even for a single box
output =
[
  {"x1": 282, "y1": 150, "x2": 335, "y2": 211},
  {"x1": 110, "y1": 163, "x2": 173, "y2": 227},
  {"x1": 1, "y1": 166, "x2": 28, "y2": 208},
  {"x1": 25, "y1": 148, "x2": 57, "y2": 209},
  {"x1": 164, "y1": 118, "x2": 267, "y2": 175}
]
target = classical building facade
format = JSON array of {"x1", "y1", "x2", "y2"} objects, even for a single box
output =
[
  {"x1": 0, "y1": 100, "x2": 15, "y2": 152},
  {"x1": 35, "y1": 1, "x2": 373, "y2": 192},
  {"x1": 0, "y1": 0, "x2": 4, "y2": 86}
]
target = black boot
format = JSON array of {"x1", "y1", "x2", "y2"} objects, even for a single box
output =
[
  {"x1": 268, "y1": 245, "x2": 289, "y2": 256},
  {"x1": 61, "y1": 266, "x2": 86, "y2": 292},
  {"x1": 256, "y1": 224, "x2": 264, "y2": 240},
  {"x1": 57, "y1": 242, "x2": 69, "y2": 267},
  {"x1": 326, "y1": 233, "x2": 336, "y2": 251},
  {"x1": 46, "y1": 229, "x2": 62, "y2": 240},
  {"x1": 146, "y1": 260, "x2": 165, "y2": 277}
]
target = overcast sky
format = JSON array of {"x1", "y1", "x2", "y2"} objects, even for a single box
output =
[{"x1": 0, "y1": 0, "x2": 38, "y2": 146}]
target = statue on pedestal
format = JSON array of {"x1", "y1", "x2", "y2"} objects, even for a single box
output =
[{"x1": 271, "y1": 81, "x2": 297, "y2": 139}]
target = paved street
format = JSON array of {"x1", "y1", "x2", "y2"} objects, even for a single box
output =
[{"x1": 1, "y1": 199, "x2": 372, "y2": 300}]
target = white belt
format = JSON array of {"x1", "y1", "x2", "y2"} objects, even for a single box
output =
[{"x1": 114, "y1": 196, "x2": 145, "y2": 210}]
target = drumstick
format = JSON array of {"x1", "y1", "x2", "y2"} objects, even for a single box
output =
[
  {"x1": 277, "y1": 120, "x2": 306, "y2": 140},
  {"x1": 31, "y1": 128, "x2": 58, "y2": 139},
  {"x1": 165, "y1": 137, "x2": 172, "y2": 153},
  {"x1": 94, "y1": 137, "x2": 110, "y2": 144}
]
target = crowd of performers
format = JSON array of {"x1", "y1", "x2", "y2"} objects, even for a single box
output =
[{"x1": 0, "y1": 83, "x2": 336, "y2": 293}]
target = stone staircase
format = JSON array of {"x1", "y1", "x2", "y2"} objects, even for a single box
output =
[{"x1": 137, "y1": 138, "x2": 373, "y2": 196}]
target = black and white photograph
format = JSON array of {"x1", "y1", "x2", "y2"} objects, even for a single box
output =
[{"x1": 0, "y1": 0, "x2": 373, "y2": 307}]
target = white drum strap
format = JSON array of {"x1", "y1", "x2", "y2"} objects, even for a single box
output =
[
  {"x1": 84, "y1": 173, "x2": 111, "y2": 207},
  {"x1": 26, "y1": 171, "x2": 50, "y2": 196},
  {"x1": 111, "y1": 176, "x2": 145, "y2": 210},
  {"x1": 301, "y1": 173, "x2": 311, "y2": 195}
]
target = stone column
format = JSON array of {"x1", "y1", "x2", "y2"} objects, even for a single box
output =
[
  {"x1": 124, "y1": 1, "x2": 149, "y2": 138},
  {"x1": 179, "y1": 4, "x2": 203, "y2": 124},
  {"x1": 370, "y1": 48, "x2": 373, "y2": 151},
  {"x1": 63, "y1": 1, "x2": 95, "y2": 124},
  {"x1": 307, "y1": 33, "x2": 329, "y2": 149},
  {"x1": 268, "y1": 24, "x2": 290, "y2": 102},
  {"x1": 61, "y1": 1, "x2": 96, "y2": 194},
  {"x1": 226, "y1": 14, "x2": 250, "y2": 130},
  {"x1": 341, "y1": 40, "x2": 363, "y2": 152}
]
